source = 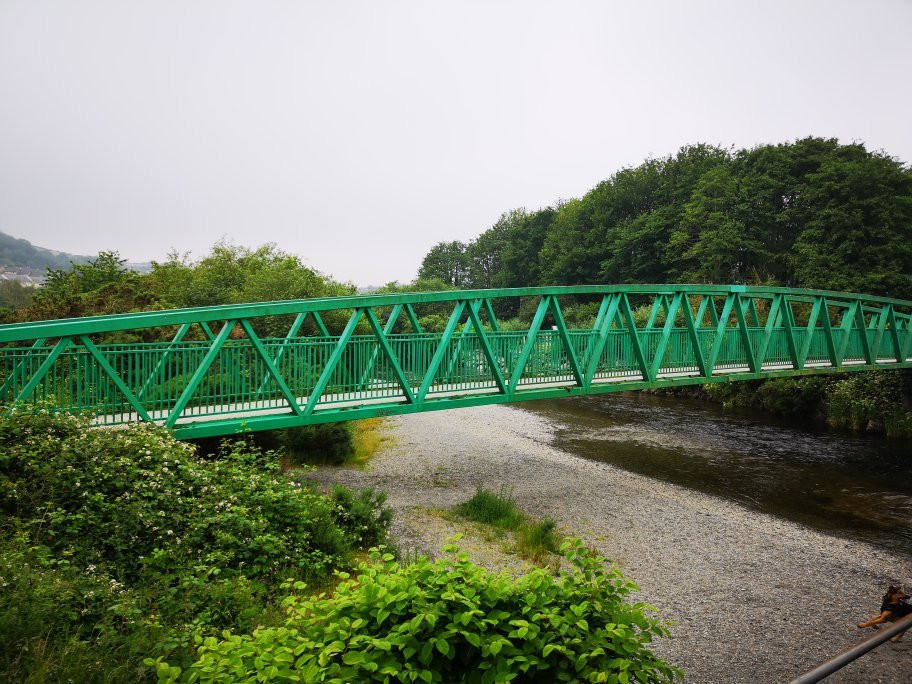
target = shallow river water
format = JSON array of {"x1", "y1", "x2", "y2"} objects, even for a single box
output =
[{"x1": 517, "y1": 393, "x2": 912, "y2": 555}]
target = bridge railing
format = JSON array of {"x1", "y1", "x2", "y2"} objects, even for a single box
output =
[{"x1": 0, "y1": 285, "x2": 909, "y2": 438}]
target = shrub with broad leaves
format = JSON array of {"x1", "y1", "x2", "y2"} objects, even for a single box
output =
[{"x1": 157, "y1": 539, "x2": 680, "y2": 683}]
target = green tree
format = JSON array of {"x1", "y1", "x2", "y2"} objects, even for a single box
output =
[
  {"x1": 150, "y1": 243, "x2": 355, "y2": 336},
  {"x1": 464, "y1": 209, "x2": 527, "y2": 288},
  {"x1": 669, "y1": 165, "x2": 763, "y2": 283},
  {"x1": 417, "y1": 241, "x2": 468, "y2": 286},
  {"x1": 0, "y1": 280, "x2": 35, "y2": 311},
  {"x1": 499, "y1": 207, "x2": 555, "y2": 287},
  {"x1": 21, "y1": 252, "x2": 154, "y2": 324},
  {"x1": 790, "y1": 146, "x2": 912, "y2": 298}
]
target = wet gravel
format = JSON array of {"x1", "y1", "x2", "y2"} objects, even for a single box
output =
[{"x1": 310, "y1": 404, "x2": 912, "y2": 683}]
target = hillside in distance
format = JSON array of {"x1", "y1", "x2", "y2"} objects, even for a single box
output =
[
  {"x1": 0, "y1": 230, "x2": 92, "y2": 271},
  {"x1": 0, "y1": 231, "x2": 152, "y2": 275}
]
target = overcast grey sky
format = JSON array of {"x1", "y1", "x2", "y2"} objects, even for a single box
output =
[{"x1": 1, "y1": 1, "x2": 910, "y2": 286}]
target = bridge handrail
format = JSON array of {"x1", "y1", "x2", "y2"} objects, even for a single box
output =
[{"x1": 1, "y1": 284, "x2": 910, "y2": 343}]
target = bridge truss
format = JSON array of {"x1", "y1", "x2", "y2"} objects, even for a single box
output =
[{"x1": 1, "y1": 285, "x2": 910, "y2": 439}]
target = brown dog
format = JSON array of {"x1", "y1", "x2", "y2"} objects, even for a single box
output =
[{"x1": 857, "y1": 585, "x2": 912, "y2": 642}]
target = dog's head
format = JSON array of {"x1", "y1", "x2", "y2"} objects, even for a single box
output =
[{"x1": 885, "y1": 585, "x2": 909, "y2": 602}]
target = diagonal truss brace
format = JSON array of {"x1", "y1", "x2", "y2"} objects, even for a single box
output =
[
  {"x1": 240, "y1": 320, "x2": 305, "y2": 416},
  {"x1": 363, "y1": 308, "x2": 415, "y2": 403},
  {"x1": 165, "y1": 321, "x2": 236, "y2": 429},
  {"x1": 304, "y1": 309, "x2": 363, "y2": 415},
  {"x1": 78, "y1": 335, "x2": 152, "y2": 421}
]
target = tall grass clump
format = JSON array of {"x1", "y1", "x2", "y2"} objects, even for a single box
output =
[
  {"x1": 515, "y1": 518, "x2": 560, "y2": 562},
  {"x1": 455, "y1": 486, "x2": 524, "y2": 529}
]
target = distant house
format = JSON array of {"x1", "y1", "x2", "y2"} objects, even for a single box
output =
[{"x1": 0, "y1": 269, "x2": 45, "y2": 287}]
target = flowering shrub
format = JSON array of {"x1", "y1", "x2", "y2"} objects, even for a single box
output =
[
  {"x1": 0, "y1": 409, "x2": 389, "y2": 583},
  {"x1": 155, "y1": 539, "x2": 680, "y2": 683},
  {"x1": 0, "y1": 407, "x2": 392, "y2": 681}
]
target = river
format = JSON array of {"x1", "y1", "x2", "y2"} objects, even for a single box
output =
[{"x1": 517, "y1": 393, "x2": 912, "y2": 556}]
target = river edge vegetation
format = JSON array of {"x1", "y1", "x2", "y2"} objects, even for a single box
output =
[
  {"x1": 0, "y1": 409, "x2": 678, "y2": 683},
  {"x1": 453, "y1": 487, "x2": 561, "y2": 564},
  {"x1": 1, "y1": 245, "x2": 680, "y2": 681},
  {"x1": 418, "y1": 137, "x2": 912, "y2": 437}
]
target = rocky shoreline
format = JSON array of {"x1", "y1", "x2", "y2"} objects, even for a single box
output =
[{"x1": 310, "y1": 404, "x2": 911, "y2": 683}]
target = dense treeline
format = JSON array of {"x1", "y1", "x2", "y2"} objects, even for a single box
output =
[
  {"x1": 419, "y1": 138, "x2": 912, "y2": 299},
  {"x1": 417, "y1": 138, "x2": 912, "y2": 435}
]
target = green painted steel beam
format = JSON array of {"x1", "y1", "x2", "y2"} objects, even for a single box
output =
[
  {"x1": 508, "y1": 296, "x2": 551, "y2": 395},
  {"x1": 3, "y1": 284, "x2": 910, "y2": 344},
  {"x1": 165, "y1": 321, "x2": 236, "y2": 429},
  {"x1": 418, "y1": 300, "x2": 466, "y2": 401},
  {"x1": 239, "y1": 319, "x2": 304, "y2": 416},
  {"x1": 78, "y1": 335, "x2": 152, "y2": 422},
  {"x1": 304, "y1": 309, "x2": 363, "y2": 415},
  {"x1": 363, "y1": 307, "x2": 416, "y2": 404},
  {"x1": 466, "y1": 299, "x2": 507, "y2": 394},
  {"x1": 547, "y1": 296, "x2": 584, "y2": 387}
]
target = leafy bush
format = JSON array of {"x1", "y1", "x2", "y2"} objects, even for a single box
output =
[
  {"x1": 0, "y1": 407, "x2": 392, "y2": 681},
  {"x1": 0, "y1": 409, "x2": 356, "y2": 583},
  {"x1": 278, "y1": 423, "x2": 355, "y2": 466},
  {"x1": 327, "y1": 484, "x2": 393, "y2": 550},
  {"x1": 0, "y1": 534, "x2": 163, "y2": 682},
  {"x1": 157, "y1": 540, "x2": 680, "y2": 683},
  {"x1": 698, "y1": 370, "x2": 912, "y2": 437},
  {"x1": 825, "y1": 370, "x2": 912, "y2": 436},
  {"x1": 455, "y1": 488, "x2": 561, "y2": 564},
  {"x1": 704, "y1": 376, "x2": 831, "y2": 416}
]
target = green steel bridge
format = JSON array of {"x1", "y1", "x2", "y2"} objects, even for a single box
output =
[{"x1": 1, "y1": 285, "x2": 910, "y2": 439}]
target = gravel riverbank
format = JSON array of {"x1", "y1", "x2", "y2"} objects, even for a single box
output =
[{"x1": 310, "y1": 404, "x2": 912, "y2": 683}]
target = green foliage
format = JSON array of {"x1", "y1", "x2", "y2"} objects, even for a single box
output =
[
  {"x1": 514, "y1": 519, "x2": 560, "y2": 563},
  {"x1": 697, "y1": 371, "x2": 912, "y2": 437},
  {"x1": 418, "y1": 241, "x2": 469, "y2": 287},
  {"x1": 0, "y1": 409, "x2": 358, "y2": 583},
  {"x1": 419, "y1": 138, "x2": 912, "y2": 300},
  {"x1": 21, "y1": 251, "x2": 156, "y2": 326},
  {"x1": 704, "y1": 376, "x2": 831, "y2": 417},
  {"x1": 0, "y1": 407, "x2": 392, "y2": 682},
  {"x1": 328, "y1": 485, "x2": 393, "y2": 549},
  {"x1": 150, "y1": 243, "x2": 355, "y2": 337},
  {"x1": 277, "y1": 423, "x2": 356, "y2": 466},
  {"x1": 417, "y1": 313, "x2": 451, "y2": 333},
  {"x1": 164, "y1": 540, "x2": 680, "y2": 683},
  {"x1": 456, "y1": 487, "x2": 525, "y2": 530},
  {"x1": 0, "y1": 279, "x2": 35, "y2": 310},
  {"x1": 825, "y1": 370, "x2": 912, "y2": 437},
  {"x1": 0, "y1": 534, "x2": 158, "y2": 683},
  {"x1": 455, "y1": 488, "x2": 560, "y2": 563}
]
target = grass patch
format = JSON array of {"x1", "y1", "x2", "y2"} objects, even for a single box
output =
[
  {"x1": 455, "y1": 485, "x2": 524, "y2": 529},
  {"x1": 350, "y1": 417, "x2": 394, "y2": 465},
  {"x1": 515, "y1": 518, "x2": 560, "y2": 563},
  {"x1": 454, "y1": 487, "x2": 560, "y2": 563}
]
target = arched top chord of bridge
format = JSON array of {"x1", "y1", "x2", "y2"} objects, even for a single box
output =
[{"x1": 1, "y1": 285, "x2": 910, "y2": 439}]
